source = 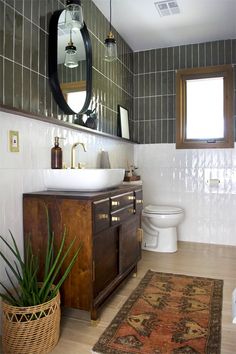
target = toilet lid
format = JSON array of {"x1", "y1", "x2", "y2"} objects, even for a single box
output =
[{"x1": 144, "y1": 205, "x2": 184, "y2": 215}]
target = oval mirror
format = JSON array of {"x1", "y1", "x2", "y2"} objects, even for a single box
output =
[{"x1": 48, "y1": 9, "x2": 92, "y2": 115}]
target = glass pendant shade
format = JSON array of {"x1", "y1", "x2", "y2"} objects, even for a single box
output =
[
  {"x1": 65, "y1": 0, "x2": 84, "y2": 31},
  {"x1": 104, "y1": 31, "x2": 117, "y2": 62},
  {"x1": 64, "y1": 40, "x2": 78, "y2": 68}
]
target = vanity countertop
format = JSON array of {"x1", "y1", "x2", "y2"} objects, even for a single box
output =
[{"x1": 23, "y1": 184, "x2": 142, "y2": 201}]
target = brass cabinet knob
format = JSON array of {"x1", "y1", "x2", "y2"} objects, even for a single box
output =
[
  {"x1": 112, "y1": 200, "x2": 120, "y2": 206},
  {"x1": 128, "y1": 208, "x2": 134, "y2": 214},
  {"x1": 136, "y1": 199, "x2": 143, "y2": 204},
  {"x1": 112, "y1": 216, "x2": 120, "y2": 222},
  {"x1": 98, "y1": 214, "x2": 109, "y2": 220},
  {"x1": 128, "y1": 195, "x2": 135, "y2": 201}
]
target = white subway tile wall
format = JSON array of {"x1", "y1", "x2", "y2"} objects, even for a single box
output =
[
  {"x1": 0, "y1": 110, "x2": 134, "y2": 285},
  {"x1": 135, "y1": 144, "x2": 236, "y2": 246}
]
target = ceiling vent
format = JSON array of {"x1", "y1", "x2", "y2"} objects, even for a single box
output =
[{"x1": 154, "y1": 0, "x2": 180, "y2": 17}]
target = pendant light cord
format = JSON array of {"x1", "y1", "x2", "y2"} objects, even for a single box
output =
[{"x1": 109, "y1": 0, "x2": 112, "y2": 32}]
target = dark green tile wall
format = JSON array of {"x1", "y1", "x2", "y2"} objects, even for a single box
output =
[
  {"x1": 2, "y1": 0, "x2": 235, "y2": 143},
  {"x1": 134, "y1": 40, "x2": 236, "y2": 144},
  {"x1": 87, "y1": 1, "x2": 133, "y2": 135},
  {"x1": 0, "y1": 0, "x2": 133, "y2": 137},
  {"x1": 58, "y1": 61, "x2": 86, "y2": 83},
  {"x1": 0, "y1": 0, "x2": 61, "y2": 116}
]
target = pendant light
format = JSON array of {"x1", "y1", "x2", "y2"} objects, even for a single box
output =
[
  {"x1": 64, "y1": 30, "x2": 79, "y2": 68},
  {"x1": 65, "y1": 0, "x2": 84, "y2": 31},
  {"x1": 104, "y1": 0, "x2": 117, "y2": 62}
]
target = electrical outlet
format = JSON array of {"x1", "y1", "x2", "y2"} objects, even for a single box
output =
[{"x1": 9, "y1": 130, "x2": 19, "y2": 152}]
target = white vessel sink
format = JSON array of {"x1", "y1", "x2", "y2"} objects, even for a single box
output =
[{"x1": 43, "y1": 169, "x2": 125, "y2": 192}]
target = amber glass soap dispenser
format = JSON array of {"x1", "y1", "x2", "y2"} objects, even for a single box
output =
[{"x1": 51, "y1": 136, "x2": 62, "y2": 169}]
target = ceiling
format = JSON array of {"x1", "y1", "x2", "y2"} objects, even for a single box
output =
[{"x1": 92, "y1": 0, "x2": 236, "y2": 52}]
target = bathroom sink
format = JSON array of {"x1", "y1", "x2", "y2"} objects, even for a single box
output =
[{"x1": 43, "y1": 169, "x2": 125, "y2": 192}]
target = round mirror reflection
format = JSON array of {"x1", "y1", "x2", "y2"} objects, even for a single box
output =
[
  {"x1": 58, "y1": 11, "x2": 86, "y2": 114},
  {"x1": 48, "y1": 9, "x2": 92, "y2": 115}
]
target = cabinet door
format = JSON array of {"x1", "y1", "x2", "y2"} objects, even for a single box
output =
[
  {"x1": 93, "y1": 228, "x2": 119, "y2": 297},
  {"x1": 119, "y1": 214, "x2": 141, "y2": 273}
]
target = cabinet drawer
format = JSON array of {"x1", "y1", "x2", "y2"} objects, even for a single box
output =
[
  {"x1": 93, "y1": 198, "x2": 110, "y2": 234},
  {"x1": 111, "y1": 205, "x2": 134, "y2": 226},
  {"x1": 111, "y1": 192, "x2": 135, "y2": 211},
  {"x1": 135, "y1": 189, "x2": 143, "y2": 213}
]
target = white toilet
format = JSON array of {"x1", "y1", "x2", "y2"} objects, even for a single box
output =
[{"x1": 142, "y1": 205, "x2": 184, "y2": 253}]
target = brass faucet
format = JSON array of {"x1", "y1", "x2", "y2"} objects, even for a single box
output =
[{"x1": 71, "y1": 142, "x2": 87, "y2": 169}]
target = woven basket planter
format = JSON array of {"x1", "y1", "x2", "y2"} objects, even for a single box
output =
[{"x1": 2, "y1": 290, "x2": 61, "y2": 354}]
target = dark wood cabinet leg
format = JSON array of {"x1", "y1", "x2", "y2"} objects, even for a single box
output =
[
  {"x1": 91, "y1": 307, "x2": 98, "y2": 322},
  {"x1": 132, "y1": 264, "x2": 138, "y2": 277}
]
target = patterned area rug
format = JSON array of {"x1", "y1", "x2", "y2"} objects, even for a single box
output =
[{"x1": 92, "y1": 270, "x2": 223, "y2": 354}]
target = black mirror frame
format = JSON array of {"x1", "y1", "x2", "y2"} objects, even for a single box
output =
[{"x1": 48, "y1": 10, "x2": 92, "y2": 115}]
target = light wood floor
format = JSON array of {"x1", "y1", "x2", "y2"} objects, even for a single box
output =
[
  {"x1": 1, "y1": 241, "x2": 236, "y2": 353},
  {"x1": 49, "y1": 241, "x2": 236, "y2": 354}
]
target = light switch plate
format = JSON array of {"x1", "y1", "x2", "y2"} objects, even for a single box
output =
[{"x1": 9, "y1": 130, "x2": 19, "y2": 152}]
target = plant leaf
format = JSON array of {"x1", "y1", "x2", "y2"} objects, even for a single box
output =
[
  {"x1": 0, "y1": 205, "x2": 82, "y2": 307},
  {"x1": 44, "y1": 204, "x2": 54, "y2": 279},
  {"x1": 39, "y1": 228, "x2": 67, "y2": 300},
  {"x1": 0, "y1": 282, "x2": 18, "y2": 305},
  {"x1": 8, "y1": 230, "x2": 24, "y2": 267},
  {"x1": 0, "y1": 251, "x2": 22, "y2": 282},
  {"x1": 5, "y1": 268, "x2": 20, "y2": 300},
  {"x1": 50, "y1": 242, "x2": 82, "y2": 298}
]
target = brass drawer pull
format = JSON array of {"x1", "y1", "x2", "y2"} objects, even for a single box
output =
[
  {"x1": 98, "y1": 214, "x2": 109, "y2": 220},
  {"x1": 136, "y1": 199, "x2": 143, "y2": 204},
  {"x1": 137, "y1": 228, "x2": 143, "y2": 242},
  {"x1": 112, "y1": 216, "x2": 120, "y2": 222},
  {"x1": 128, "y1": 208, "x2": 134, "y2": 214},
  {"x1": 128, "y1": 195, "x2": 135, "y2": 201},
  {"x1": 112, "y1": 200, "x2": 120, "y2": 206}
]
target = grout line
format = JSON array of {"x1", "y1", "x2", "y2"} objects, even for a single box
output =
[
  {"x1": 0, "y1": 54, "x2": 48, "y2": 79},
  {"x1": 92, "y1": 66, "x2": 133, "y2": 99}
]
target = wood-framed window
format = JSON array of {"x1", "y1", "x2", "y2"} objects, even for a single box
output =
[{"x1": 176, "y1": 65, "x2": 234, "y2": 149}]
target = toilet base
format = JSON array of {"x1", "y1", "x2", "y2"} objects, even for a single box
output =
[{"x1": 142, "y1": 227, "x2": 178, "y2": 253}]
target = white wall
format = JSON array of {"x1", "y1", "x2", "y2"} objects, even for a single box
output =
[
  {"x1": 0, "y1": 110, "x2": 134, "y2": 250},
  {"x1": 135, "y1": 143, "x2": 236, "y2": 246},
  {"x1": 0, "y1": 110, "x2": 134, "y2": 330}
]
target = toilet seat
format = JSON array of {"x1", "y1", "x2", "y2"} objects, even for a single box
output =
[{"x1": 143, "y1": 205, "x2": 184, "y2": 215}]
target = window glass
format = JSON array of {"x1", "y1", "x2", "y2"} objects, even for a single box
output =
[
  {"x1": 186, "y1": 77, "x2": 224, "y2": 140},
  {"x1": 67, "y1": 91, "x2": 86, "y2": 113}
]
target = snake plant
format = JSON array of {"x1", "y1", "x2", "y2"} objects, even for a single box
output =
[{"x1": 0, "y1": 206, "x2": 82, "y2": 307}]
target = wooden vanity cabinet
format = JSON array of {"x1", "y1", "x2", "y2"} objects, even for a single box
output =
[{"x1": 23, "y1": 186, "x2": 143, "y2": 320}]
